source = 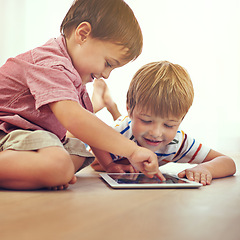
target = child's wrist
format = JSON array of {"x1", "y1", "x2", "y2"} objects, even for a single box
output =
[{"x1": 124, "y1": 141, "x2": 138, "y2": 160}]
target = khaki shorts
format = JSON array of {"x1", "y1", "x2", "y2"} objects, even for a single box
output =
[{"x1": 0, "y1": 130, "x2": 94, "y2": 171}]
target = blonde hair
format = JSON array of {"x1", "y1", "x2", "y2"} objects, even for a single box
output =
[
  {"x1": 127, "y1": 61, "x2": 194, "y2": 118},
  {"x1": 60, "y1": 0, "x2": 143, "y2": 61}
]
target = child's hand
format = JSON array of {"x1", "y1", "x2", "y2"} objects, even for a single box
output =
[
  {"x1": 128, "y1": 146, "x2": 165, "y2": 180},
  {"x1": 105, "y1": 162, "x2": 138, "y2": 173},
  {"x1": 178, "y1": 165, "x2": 213, "y2": 186}
]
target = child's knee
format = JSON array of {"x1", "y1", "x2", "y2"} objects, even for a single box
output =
[{"x1": 40, "y1": 148, "x2": 75, "y2": 186}]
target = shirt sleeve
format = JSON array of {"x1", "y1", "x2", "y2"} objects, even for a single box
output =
[
  {"x1": 26, "y1": 64, "x2": 80, "y2": 110},
  {"x1": 172, "y1": 130, "x2": 211, "y2": 164}
]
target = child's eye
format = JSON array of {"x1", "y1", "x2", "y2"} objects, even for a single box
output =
[
  {"x1": 164, "y1": 124, "x2": 173, "y2": 128},
  {"x1": 140, "y1": 119, "x2": 152, "y2": 124}
]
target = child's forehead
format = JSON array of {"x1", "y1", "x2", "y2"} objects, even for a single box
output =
[{"x1": 134, "y1": 105, "x2": 183, "y2": 122}]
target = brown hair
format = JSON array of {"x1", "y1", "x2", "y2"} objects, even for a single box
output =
[
  {"x1": 60, "y1": 0, "x2": 143, "y2": 61},
  {"x1": 127, "y1": 61, "x2": 194, "y2": 118}
]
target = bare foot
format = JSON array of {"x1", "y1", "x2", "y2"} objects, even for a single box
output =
[
  {"x1": 92, "y1": 79, "x2": 116, "y2": 111},
  {"x1": 47, "y1": 175, "x2": 77, "y2": 191},
  {"x1": 92, "y1": 79, "x2": 106, "y2": 113},
  {"x1": 91, "y1": 159, "x2": 105, "y2": 172},
  {"x1": 92, "y1": 79, "x2": 121, "y2": 120}
]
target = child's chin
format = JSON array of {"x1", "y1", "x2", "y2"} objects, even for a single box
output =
[{"x1": 144, "y1": 143, "x2": 161, "y2": 152}]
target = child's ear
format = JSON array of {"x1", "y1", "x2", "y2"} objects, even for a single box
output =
[
  {"x1": 126, "y1": 104, "x2": 131, "y2": 116},
  {"x1": 75, "y1": 22, "x2": 92, "y2": 44}
]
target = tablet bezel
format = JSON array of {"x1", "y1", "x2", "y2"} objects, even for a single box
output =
[{"x1": 100, "y1": 173, "x2": 202, "y2": 189}]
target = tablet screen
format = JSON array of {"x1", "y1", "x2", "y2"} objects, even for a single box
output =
[
  {"x1": 110, "y1": 173, "x2": 187, "y2": 184},
  {"x1": 100, "y1": 173, "x2": 202, "y2": 188}
]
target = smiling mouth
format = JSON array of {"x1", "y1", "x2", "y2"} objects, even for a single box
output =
[{"x1": 144, "y1": 138, "x2": 162, "y2": 146}]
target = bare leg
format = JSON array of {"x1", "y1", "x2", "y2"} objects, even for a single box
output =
[
  {"x1": 92, "y1": 79, "x2": 121, "y2": 120},
  {"x1": 48, "y1": 154, "x2": 86, "y2": 190},
  {"x1": 71, "y1": 155, "x2": 86, "y2": 173},
  {"x1": 0, "y1": 147, "x2": 76, "y2": 190}
]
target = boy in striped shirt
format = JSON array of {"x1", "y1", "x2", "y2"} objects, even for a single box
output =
[{"x1": 91, "y1": 61, "x2": 236, "y2": 185}]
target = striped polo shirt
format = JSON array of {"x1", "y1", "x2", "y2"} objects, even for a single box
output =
[{"x1": 111, "y1": 116, "x2": 210, "y2": 166}]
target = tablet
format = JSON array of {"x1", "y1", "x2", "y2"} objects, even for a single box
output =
[{"x1": 100, "y1": 173, "x2": 202, "y2": 189}]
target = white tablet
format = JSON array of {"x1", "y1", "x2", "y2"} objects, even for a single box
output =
[{"x1": 100, "y1": 173, "x2": 202, "y2": 189}]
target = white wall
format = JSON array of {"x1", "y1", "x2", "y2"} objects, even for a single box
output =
[
  {"x1": 0, "y1": 0, "x2": 239, "y2": 154},
  {"x1": 0, "y1": 0, "x2": 72, "y2": 61}
]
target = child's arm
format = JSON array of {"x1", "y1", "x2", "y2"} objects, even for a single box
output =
[
  {"x1": 91, "y1": 147, "x2": 137, "y2": 173},
  {"x1": 49, "y1": 100, "x2": 165, "y2": 179},
  {"x1": 178, "y1": 149, "x2": 236, "y2": 185}
]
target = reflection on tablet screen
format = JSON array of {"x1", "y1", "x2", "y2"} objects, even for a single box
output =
[{"x1": 110, "y1": 173, "x2": 188, "y2": 184}]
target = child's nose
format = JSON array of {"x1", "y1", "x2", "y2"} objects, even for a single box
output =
[
  {"x1": 101, "y1": 68, "x2": 112, "y2": 79},
  {"x1": 149, "y1": 125, "x2": 163, "y2": 138}
]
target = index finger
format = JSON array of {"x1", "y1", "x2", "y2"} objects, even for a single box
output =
[
  {"x1": 154, "y1": 169, "x2": 166, "y2": 181},
  {"x1": 141, "y1": 168, "x2": 166, "y2": 181}
]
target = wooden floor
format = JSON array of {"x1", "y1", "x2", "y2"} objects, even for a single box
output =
[{"x1": 1, "y1": 154, "x2": 240, "y2": 240}]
